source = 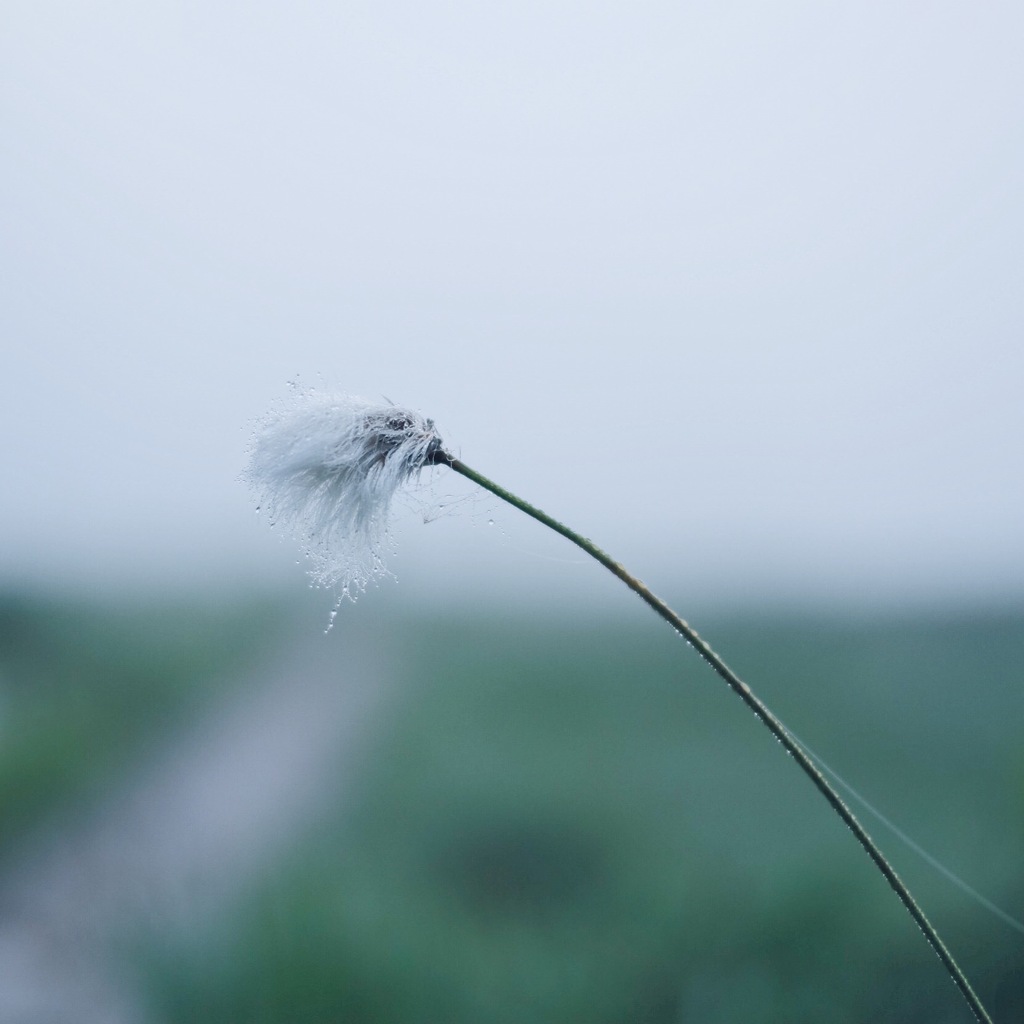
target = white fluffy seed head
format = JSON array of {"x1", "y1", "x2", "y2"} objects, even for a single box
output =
[{"x1": 245, "y1": 387, "x2": 446, "y2": 597}]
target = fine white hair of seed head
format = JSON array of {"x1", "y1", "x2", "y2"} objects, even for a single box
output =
[{"x1": 245, "y1": 387, "x2": 446, "y2": 598}]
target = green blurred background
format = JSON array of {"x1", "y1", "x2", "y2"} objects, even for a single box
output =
[{"x1": 1, "y1": 589, "x2": 1019, "y2": 1022}]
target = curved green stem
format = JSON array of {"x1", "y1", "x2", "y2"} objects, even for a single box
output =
[{"x1": 440, "y1": 454, "x2": 993, "y2": 1024}]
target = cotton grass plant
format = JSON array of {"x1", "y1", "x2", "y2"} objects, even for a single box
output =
[
  {"x1": 247, "y1": 389, "x2": 444, "y2": 598},
  {"x1": 247, "y1": 385, "x2": 994, "y2": 1024}
]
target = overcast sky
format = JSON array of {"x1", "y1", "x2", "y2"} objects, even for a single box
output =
[{"x1": 2, "y1": 1, "x2": 1022, "y2": 609}]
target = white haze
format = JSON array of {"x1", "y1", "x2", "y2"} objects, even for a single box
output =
[{"x1": 2, "y1": 1, "x2": 1022, "y2": 609}]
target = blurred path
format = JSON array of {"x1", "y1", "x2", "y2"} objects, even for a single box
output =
[{"x1": 0, "y1": 617, "x2": 396, "y2": 1024}]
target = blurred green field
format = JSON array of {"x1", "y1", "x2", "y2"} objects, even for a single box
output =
[
  {"x1": 0, "y1": 592, "x2": 282, "y2": 864},
  {"x1": 1, "y1": 594, "x2": 1021, "y2": 1022},
  {"x1": 143, "y1": 604, "x2": 1023, "y2": 1023}
]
